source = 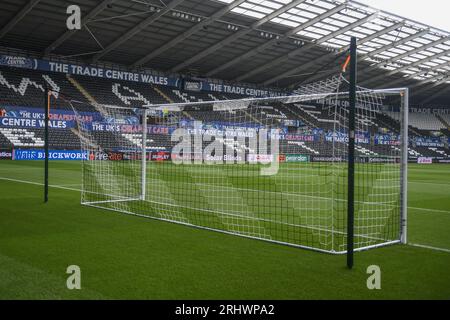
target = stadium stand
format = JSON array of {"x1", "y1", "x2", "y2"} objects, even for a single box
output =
[
  {"x1": 439, "y1": 114, "x2": 450, "y2": 128},
  {"x1": 0, "y1": 128, "x2": 44, "y2": 148},
  {"x1": 0, "y1": 66, "x2": 88, "y2": 110},
  {"x1": 0, "y1": 65, "x2": 449, "y2": 161},
  {"x1": 386, "y1": 111, "x2": 446, "y2": 132}
]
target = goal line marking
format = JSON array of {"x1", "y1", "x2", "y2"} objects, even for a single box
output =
[
  {"x1": 409, "y1": 181, "x2": 450, "y2": 187},
  {"x1": 408, "y1": 243, "x2": 450, "y2": 254},
  {"x1": 408, "y1": 207, "x2": 450, "y2": 214}
]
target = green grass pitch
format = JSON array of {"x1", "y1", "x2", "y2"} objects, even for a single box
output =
[{"x1": 0, "y1": 160, "x2": 449, "y2": 299}]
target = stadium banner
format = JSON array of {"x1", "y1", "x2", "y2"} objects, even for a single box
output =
[
  {"x1": 14, "y1": 149, "x2": 87, "y2": 160},
  {"x1": 204, "y1": 154, "x2": 244, "y2": 163},
  {"x1": 88, "y1": 151, "x2": 126, "y2": 161},
  {"x1": 283, "y1": 134, "x2": 316, "y2": 142},
  {"x1": 269, "y1": 130, "x2": 317, "y2": 141},
  {"x1": 0, "y1": 54, "x2": 179, "y2": 87},
  {"x1": 417, "y1": 157, "x2": 433, "y2": 164},
  {"x1": 183, "y1": 79, "x2": 203, "y2": 92},
  {"x1": 181, "y1": 120, "x2": 262, "y2": 130},
  {"x1": 410, "y1": 107, "x2": 450, "y2": 115},
  {"x1": 184, "y1": 127, "x2": 256, "y2": 138},
  {"x1": 367, "y1": 157, "x2": 399, "y2": 164},
  {"x1": 171, "y1": 153, "x2": 203, "y2": 162},
  {"x1": 170, "y1": 153, "x2": 244, "y2": 163},
  {"x1": 89, "y1": 122, "x2": 174, "y2": 135},
  {"x1": 0, "y1": 106, "x2": 99, "y2": 129},
  {"x1": 182, "y1": 78, "x2": 285, "y2": 97},
  {"x1": 0, "y1": 116, "x2": 70, "y2": 129},
  {"x1": 283, "y1": 119, "x2": 302, "y2": 127},
  {"x1": 311, "y1": 156, "x2": 344, "y2": 163},
  {"x1": 325, "y1": 132, "x2": 369, "y2": 144},
  {"x1": 286, "y1": 154, "x2": 309, "y2": 163},
  {"x1": 206, "y1": 82, "x2": 284, "y2": 97},
  {"x1": 414, "y1": 137, "x2": 445, "y2": 147},
  {"x1": 247, "y1": 154, "x2": 275, "y2": 164},
  {"x1": 183, "y1": 79, "x2": 282, "y2": 97},
  {"x1": 374, "y1": 134, "x2": 401, "y2": 146},
  {"x1": 150, "y1": 151, "x2": 171, "y2": 162},
  {"x1": 0, "y1": 149, "x2": 13, "y2": 160}
]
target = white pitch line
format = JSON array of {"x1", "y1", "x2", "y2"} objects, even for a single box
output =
[
  {"x1": 409, "y1": 207, "x2": 450, "y2": 214},
  {"x1": 409, "y1": 181, "x2": 450, "y2": 187},
  {"x1": 408, "y1": 243, "x2": 450, "y2": 254},
  {"x1": 0, "y1": 177, "x2": 81, "y2": 192}
]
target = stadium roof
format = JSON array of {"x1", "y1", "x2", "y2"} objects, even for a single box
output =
[{"x1": 0, "y1": 0, "x2": 449, "y2": 105}]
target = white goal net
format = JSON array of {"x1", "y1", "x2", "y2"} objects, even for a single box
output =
[{"x1": 62, "y1": 77, "x2": 408, "y2": 254}]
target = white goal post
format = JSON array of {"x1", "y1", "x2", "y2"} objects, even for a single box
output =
[{"x1": 65, "y1": 79, "x2": 408, "y2": 255}]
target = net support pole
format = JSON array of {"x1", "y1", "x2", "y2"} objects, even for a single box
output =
[
  {"x1": 347, "y1": 37, "x2": 357, "y2": 269},
  {"x1": 44, "y1": 87, "x2": 50, "y2": 203},
  {"x1": 141, "y1": 109, "x2": 148, "y2": 201},
  {"x1": 400, "y1": 88, "x2": 409, "y2": 244}
]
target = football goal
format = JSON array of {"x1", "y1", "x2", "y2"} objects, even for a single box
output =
[{"x1": 62, "y1": 74, "x2": 408, "y2": 257}]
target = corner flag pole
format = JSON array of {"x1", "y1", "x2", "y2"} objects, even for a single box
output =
[
  {"x1": 347, "y1": 37, "x2": 357, "y2": 269},
  {"x1": 44, "y1": 87, "x2": 50, "y2": 203}
]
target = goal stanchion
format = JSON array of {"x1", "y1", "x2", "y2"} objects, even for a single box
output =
[
  {"x1": 347, "y1": 36, "x2": 357, "y2": 269},
  {"x1": 44, "y1": 86, "x2": 50, "y2": 203},
  {"x1": 400, "y1": 89, "x2": 409, "y2": 245},
  {"x1": 141, "y1": 109, "x2": 148, "y2": 201}
]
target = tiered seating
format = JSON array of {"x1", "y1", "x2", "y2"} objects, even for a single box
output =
[
  {"x1": 428, "y1": 147, "x2": 450, "y2": 158},
  {"x1": 91, "y1": 131, "x2": 133, "y2": 150},
  {"x1": 31, "y1": 128, "x2": 81, "y2": 150},
  {"x1": 171, "y1": 89, "x2": 224, "y2": 103},
  {"x1": 0, "y1": 128, "x2": 44, "y2": 147},
  {"x1": 147, "y1": 134, "x2": 172, "y2": 151},
  {"x1": 356, "y1": 145, "x2": 379, "y2": 157},
  {"x1": 413, "y1": 146, "x2": 448, "y2": 158},
  {"x1": 386, "y1": 111, "x2": 445, "y2": 131},
  {"x1": 0, "y1": 131, "x2": 13, "y2": 148},
  {"x1": 257, "y1": 106, "x2": 287, "y2": 120},
  {"x1": 72, "y1": 75, "x2": 167, "y2": 107},
  {"x1": 377, "y1": 113, "x2": 400, "y2": 134},
  {"x1": 439, "y1": 114, "x2": 450, "y2": 129},
  {"x1": 0, "y1": 127, "x2": 82, "y2": 149},
  {"x1": 0, "y1": 66, "x2": 87, "y2": 110},
  {"x1": 286, "y1": 141, "x2": 320, "y2": 155},
  {"x1": 122, "y1": 133, "x2": 170, "y2": 151}
]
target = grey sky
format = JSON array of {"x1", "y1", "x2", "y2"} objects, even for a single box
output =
[{"x1": 359, "y1": 0, "x2": 450, "y2": 32}]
